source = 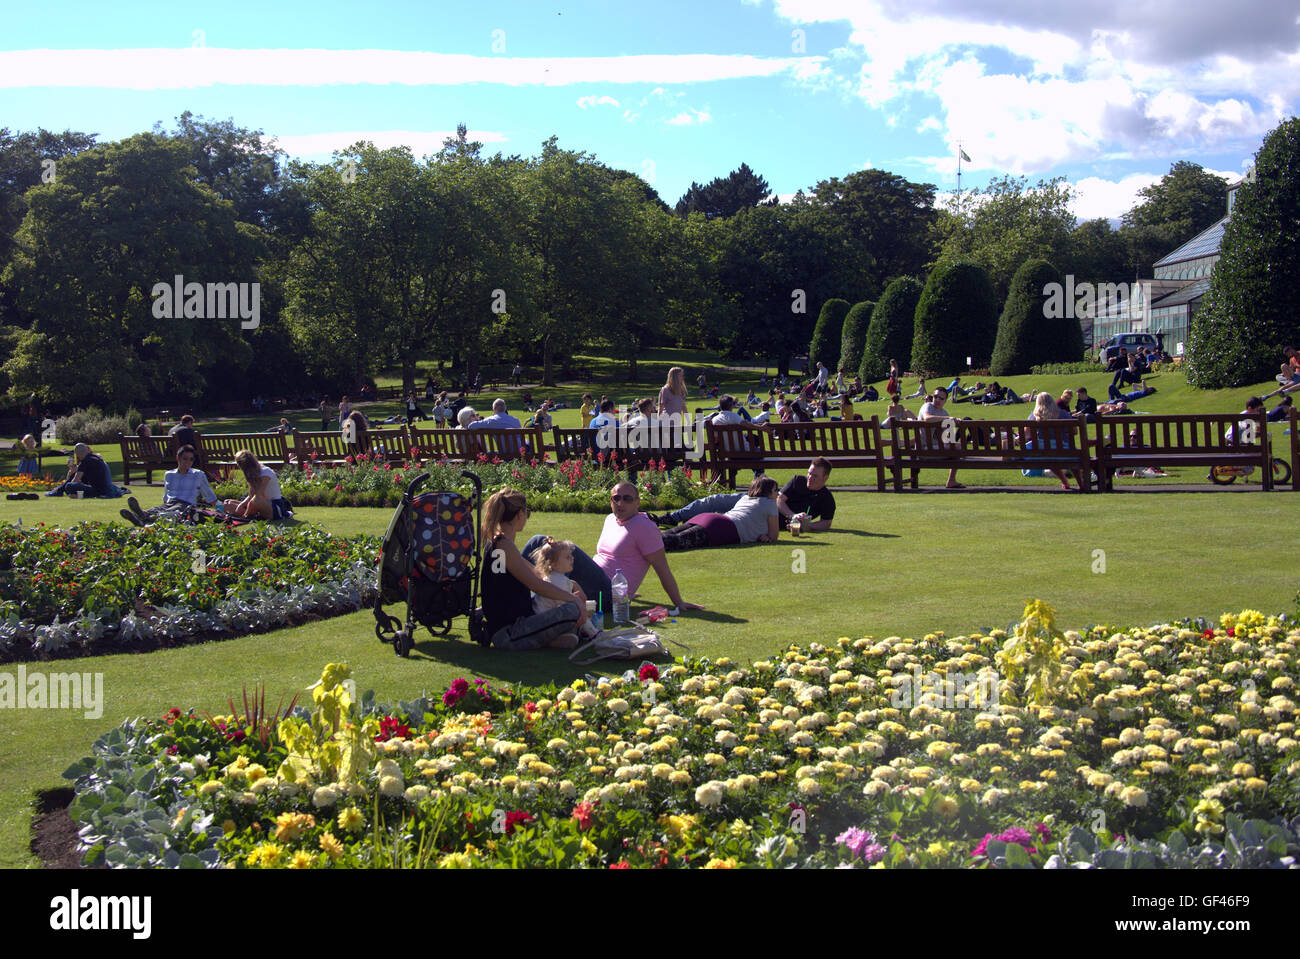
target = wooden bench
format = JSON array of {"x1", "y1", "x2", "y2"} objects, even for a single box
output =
[
  {"x1": 704, "y1": 419, "x2": 888, "y2": 490},
  {"x1": 118, "y1": 434, "x2": 178, "y2": 485},
  {"x1": 408, "y1": 427, "x2": 545, "y2": 463},
  {"x1": 292, "y1": 427, "x2": 410, "y2": 467},
  {"x1": 1092, "y1": 412, "x2": 1271, "y2": 490},
  {"x1": 889, "y1": 417, "x2": 1092, "y2": 491},
  {"x1": 193, "y1": 432, "x2": 294, "y2": 480}
]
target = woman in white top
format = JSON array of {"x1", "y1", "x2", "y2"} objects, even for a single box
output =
[
  {"x1": 1024, "y1": 392, "x2": 1075, "y2": 490},
  {"x1": 224, "y1": 449, "x2": 285, "y2": 520},
  {"x1": 917, "y1": 387, "x2": 963, "y2": 489}
]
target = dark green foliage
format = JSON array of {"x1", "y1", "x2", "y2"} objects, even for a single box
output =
[
  {"x1": 860, "y1": 279, "x2": 922, "y2": 383},
  {"x1": 674, "y1": 162, "x2": 777, "y2": 219},
  {"x1": 1188, "y1": 118, "x2": 1300, "y2": 388},
  {"x1": 911, "y1": 260, "x2": 999, "y2": 375},
  {"x1": 838, "y1": 300, "x2": 875, "y2": 375},
  {"x1": 991, "y1": 259, "x2": 1083, "y2": 375},
  {"x1": 809, "y1": 299, "x2": 850, "y2": 370}
]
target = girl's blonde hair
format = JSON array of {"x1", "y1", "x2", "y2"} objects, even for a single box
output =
[
  {"x1": 531, "y1": 536, "x2": 574, "y2": 576},
  {"x1": 665, "y1": 367, "x2": 686, "y2": 397},
  {"x1": 482, "y1": 487, "x2": 528, "y2": 544},
  {"x1": 234, "y1": 449, "x2": 263, "y2": 485},
  {"x1": 1032, "y1": 392, "x2": 1056, "y2": 420}
]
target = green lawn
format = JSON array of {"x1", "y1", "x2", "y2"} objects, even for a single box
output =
[{"x1": 2, "y1": 486, "x2": 1297, "y2": 866}]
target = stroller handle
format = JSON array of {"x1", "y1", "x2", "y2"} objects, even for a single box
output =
[
  {"x1": 404, "y1": 473, "x2": 431, "y2": 500},
  {"x1": 460, "y1": 470, "x2": 483, "y2": 498}
]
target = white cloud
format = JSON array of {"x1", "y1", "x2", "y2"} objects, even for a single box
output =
[
  {"x1": 666, "y1": 108, "x2": 712, "y2": 126},
  {"x1": 0, "y1": 48, "x2": 823, "y2": 89},
  {"x1": 1071, "y1": 173, "x2": 1162, "y2": 221},
  {"x1": 577, "y1": 95, "x2": 621, "y2": 109},
  {"x1": 269, "y1": 129, "x2": 508, "y2": 157},
  {"x1": 762, "y1": 0, "x2": 1300, "y2": 174}
]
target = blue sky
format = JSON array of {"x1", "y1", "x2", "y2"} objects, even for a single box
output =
[{"x1": 3, "y1": 0, "x2": 1296, "y2": 219}]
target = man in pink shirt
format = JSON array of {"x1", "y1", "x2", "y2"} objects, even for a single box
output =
[{"x1": 595, "y1": 481, "x2": 705, "y2": 612}]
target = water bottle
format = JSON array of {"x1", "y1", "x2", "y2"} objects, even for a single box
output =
[{"x1": 611, "y1": 569, "x2": 629, "y2": 625}]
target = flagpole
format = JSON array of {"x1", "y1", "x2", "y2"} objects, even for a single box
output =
[{"x1": 956, "y1": 140, "x2": 962, "y2": 200}]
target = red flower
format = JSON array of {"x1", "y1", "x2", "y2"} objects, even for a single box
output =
[
  {"x1": 1227, "y1": 627, "x2": 1235, "y2": 637},
  {"x1": 375, "y1": 715, "x2": 411, "y2": 741},
  {"x1": 164, "y1": 707, "x2": 182, "y2": 725},
  {"x1": 571, "y1": 801, "x2": 596, "y2": 831},
  {"x1": 443, "y1": 677, "x2": 470, "y2": 706},
  {"x1": 608, "y1": 861, "x2": 630, "y2": 869},
  {"x1": 1202, "y1": 629, "x2": 1214, "y2": 638},
  {"x1": 638, "y1": 662, "x2": 659, "y2": 682},
  {"x1": 503, "y1": 810, "x2": 535, "y2": 835},
  {"x1": 409, "y1": 447, "x2": 419, "y2": 459},
  {"x1": 345, "y1": 455, "x2": 354, "y2": 464}
]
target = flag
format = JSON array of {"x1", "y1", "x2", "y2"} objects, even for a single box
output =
[{"x1": 959, "y1": 148, "x2": 971, "y2": 163}]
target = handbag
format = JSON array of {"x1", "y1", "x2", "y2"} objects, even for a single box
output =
[{"x1": 567, "y1": 626, "x2": 690, "y2": 666}]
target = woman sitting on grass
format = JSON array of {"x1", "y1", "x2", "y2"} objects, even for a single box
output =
[
  {"x1": 223, "y1": 450, "x2": 292, "y2": 520},
  {"x1": 660, "y1": 476, "x2": 780, "y2": 552},
  {"x1": 480, "y1": 488, "x2": 590, "y2": 650}
]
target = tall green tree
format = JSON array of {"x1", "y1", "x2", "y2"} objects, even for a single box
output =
[
  {"x1": 1187, "y1": 119, "x2": 1300, "y2": 388},
  {"x1": 860, "y1": 279, "x2": 922, "y2": 383},
  {"x1": 991, "y1": 259, "x2": 1082, "y2": 374},
  {"x1": 806, "y1": 169, "x2": 938, "y2": 292},
  {"x1": 674, "y1": 162, "x2": 776, "y2": 219},
  {"x1": 808, "y1": 298, "x2": 850, "y2": 370},
  {"x1": 837, "y1": 299, "x2": 875, "y2": 376},
  {"x1": 940, "y1": 175, "x2": 1076, "y2": 300},
  {"x1": 911, "y1": 261, "x2": 998, "y2": 375},
  {"x1": 2, "y1": 134, "x2": 262, "y2": 407}
]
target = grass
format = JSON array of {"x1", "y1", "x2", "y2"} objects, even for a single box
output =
[{"x1": 2, "y1": 486, "x2": 1298, "y2": 866}]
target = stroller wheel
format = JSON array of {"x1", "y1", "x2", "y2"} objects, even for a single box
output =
[
  {"x1": 432, "y1": 620, "x2": 452, "y2": 636},
  {"x1": 394, "y1": 630, "x2": 413, "y2": 658}
]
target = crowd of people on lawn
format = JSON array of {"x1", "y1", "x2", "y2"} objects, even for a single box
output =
[{"x1": 478, "y1": 456, "x2": 836, "y2": 650}]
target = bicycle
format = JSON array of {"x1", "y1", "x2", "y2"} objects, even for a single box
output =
[{"x1": 1209, "y1": 458, "x2": 1292, "y2": 485}]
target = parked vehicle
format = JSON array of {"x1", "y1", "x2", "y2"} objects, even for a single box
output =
[{"x1": 1097, "y1": 333, "x2": 1163, "y2": 366}]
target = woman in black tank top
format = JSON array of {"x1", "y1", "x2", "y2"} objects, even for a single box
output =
[{"x1": 480, "y1": 488, "x2": 589, "y2": 651}]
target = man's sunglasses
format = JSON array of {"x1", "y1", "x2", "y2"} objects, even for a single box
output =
[{"x1": 609, "y1": 493, "x2": 637, "y2": 503}]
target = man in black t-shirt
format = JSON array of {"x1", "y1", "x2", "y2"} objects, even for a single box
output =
[
  {"x1": 778, "y1": 457, "x2": 835, "y2": 531},
  {"x1": 46, "y1": 443, "x2": 114, "y2": 497}
]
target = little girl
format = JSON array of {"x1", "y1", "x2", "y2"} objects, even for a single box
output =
[
  {"x1": 531, "y1": 538, "x2": 601, "y2": 641},
  {"x1": 17, "y1": 435, "x2": 38, "y2": 476}
]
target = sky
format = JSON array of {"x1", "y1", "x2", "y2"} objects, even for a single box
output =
[{"x1": 2, "y1": 0, "x2": 1296, "y2": 221}]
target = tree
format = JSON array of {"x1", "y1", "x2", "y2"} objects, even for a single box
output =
[
  {"x1": 674, "y1": 162, "x2": 776, "y2": 219},
  {"x1": 1067, "y1": 218, "x2": 1129, "y2": 289},
  {"x1": 1124, "y1": 161, "x2": 1229, "y2": 239},
  {"x1": 991, "y1": 259, "x2": 1082, "y2": 374},
  {"x1": 939, "y1": 175, "x2": 1076, "y2": 300},
  {"x1": 1187, "y1": 119, "x2": 1300, "y2": 388},
  {"x1": 2, "y1": 134, "x2": 262, "y2": 407},
  {"x1": 911, "y1": 261, "x2": 998, "y2": 375},
  {"x1": 838, "y1": 300, "x2": 875, "y2": 376},
  {"x1": 807, "y1": 169, "x2": 938, "y2": 292},
  {"x1": 808, "y1": 299, "x2": 850, "y2": 370},
  {"x1": 0, "y1": 128, "x2": 97, "y2": 329},
  {"x1": 860, "y1": 278, "x2": 922, "y2": 383}
]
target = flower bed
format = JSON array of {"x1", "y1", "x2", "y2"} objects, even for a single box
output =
[
  {"x1": 213, "y1": 453, "x2": 725, "y2": 512},
  {"x1": 65, "y1": 603, "x2": 1300, "y2": 868},
  {"x1": 1, "y1": 474, "x2": 55, "y2": 493},
  {"x1": 0, "y1": 522, "x2": 379, "y2": 659}
]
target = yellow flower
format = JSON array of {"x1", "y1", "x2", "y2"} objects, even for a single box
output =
[
  {"x1": 934, "y1": 796, "x2": 959, "y2": 818},
  {"x1": 273, "y1": 811, "x2": 316, "y2": 843},
  {"x1": 337, "y1": 807, "x2": 365, "y2": 834},
  {"x1": 288, "y1": 850, "x2": 314, "y2": 869},
  {"x1": 703, "y1": 857, "x2": 737, "y2": 869},
  {"x1": 663, "y1": 814, "x2": 697, "y2": 840},
  {"x1": 319, "y1": 832, "x2": 344, "y2": 860}
]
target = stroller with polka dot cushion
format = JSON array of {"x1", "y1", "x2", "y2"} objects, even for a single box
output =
[{"x1": 374, "y1": 470, "x2": 487, "y2": 656}]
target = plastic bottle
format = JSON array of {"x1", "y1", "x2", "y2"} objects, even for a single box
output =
[{"x1": 611, "y1": 568, "x2": 629, "y2": 625}]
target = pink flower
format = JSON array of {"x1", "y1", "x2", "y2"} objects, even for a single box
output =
[{"x1": 442, "y1": 677, "x2": 470, "y2": 706}]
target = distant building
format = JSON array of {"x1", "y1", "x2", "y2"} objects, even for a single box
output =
[{"x1": 1091, "y1": 180, "x2": 1242, "y2": 357}]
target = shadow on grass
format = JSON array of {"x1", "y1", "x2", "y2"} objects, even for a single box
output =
[{"x1": 403, "y1": 634, "x2": 655, "y2": 684}]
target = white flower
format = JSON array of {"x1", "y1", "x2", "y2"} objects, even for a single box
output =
[
  {"x1": 573, "y1": 691, "x2": 598, "y2": 708},
  {"x1": 312, "y1": 785, "x2": 340, "y2": 808},
  {"x1": 694, "y1": 781, "x2": 724, "y2": 807},
  {"x1": 379, "y1": 775, "x2": 405, "y2": 797},
  {"x1": 404, "y1": 785, "x2": 430, "y2": 803}
]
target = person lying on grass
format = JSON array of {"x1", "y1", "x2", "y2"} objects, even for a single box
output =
[{"x1": 660, "y1": 476, "x2": 781, "y2": 552}]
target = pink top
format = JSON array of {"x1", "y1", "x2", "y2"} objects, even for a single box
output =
[
  {"x1": 658, "y1": 385, "x2": 687, "y2": 419},
  {"x1": 595, "y1": 512, "x2": 663, "y2": 595}
]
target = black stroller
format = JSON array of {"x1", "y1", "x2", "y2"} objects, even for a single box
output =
[{"x1": 374, "y1": 470, "x2": 487, "y2": 656}]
